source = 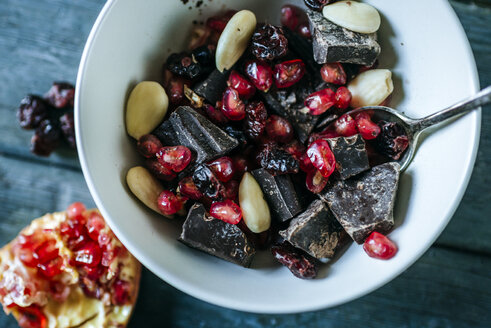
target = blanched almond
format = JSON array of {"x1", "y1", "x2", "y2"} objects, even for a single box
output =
[
  {"x1": 126, "y1": 166, "x2": 173, "y2": 218},
  {"x1": 322, "y1": 1, "x2": 381, "y2": 34},
  {"x1": 126, "y1": 81, "x2": 168, "y2": 140},
  {"x1": 348, "y1": 69, "x2": 394, "y2": 107},
  {"x1": 216, "y1": 10, "x2": 257, "y2": 72},
  {"x1": 238, "y1": 172, "x2": 271, "y2": 233}
]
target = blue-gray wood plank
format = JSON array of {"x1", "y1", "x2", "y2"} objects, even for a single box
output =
[{"x1": 0, "y1": 0, "x2": 489, "y2": 327}]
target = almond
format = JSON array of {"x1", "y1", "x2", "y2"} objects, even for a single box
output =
[
  {"x1": 322, "y1": 1, "x2": 381, "y2": 34},
  {"x1": 238, "y1": 172, "x2": 271, "y2": 233},
  {"x1": 348, "y1": 69, "x2": 394, "y2": 107}
]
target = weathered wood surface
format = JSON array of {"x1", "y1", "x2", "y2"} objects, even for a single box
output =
[{"x1": 0, "y1": 0, "x2": 489, "y2": 327}]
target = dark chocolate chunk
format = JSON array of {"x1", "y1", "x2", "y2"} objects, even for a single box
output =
[
  {"x1": 280, "y1": 200, "x2": 348, "y2": 259},
  {"x1": 179, "y1": 203, "x2": 256, "y2": 267},
  {"x1": 327, "y1": 134, "x2": 370, "y2": 180},
  {"x1": 252, "y1": 168, "x2": 302, "y2": 222},
  {"x1": 307, "y1": 10, "x2": 380, "y2": 66},
  {"x1": 153, "y1": 106, "x2": 238, "y2": 163},
  {"x1": 193, "y1": 69, "x2": 229, "y2": 104},
  {"x1": 283, "y1": 27, "x2": 321, "y2": 80},
  {"x1": 319, "y1": 162, "x2": 400, "y2": 244},
  {"x1": 271, "y1": 241, "x2": 318, "y2": 279}
]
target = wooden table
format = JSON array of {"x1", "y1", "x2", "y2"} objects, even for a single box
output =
[{"x1": 0, "y1": 0, "x2": 490, "y2": 327}]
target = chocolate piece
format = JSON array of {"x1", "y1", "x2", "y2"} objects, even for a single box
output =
[
  {"x1": 307, "y1": 10, "x2": 380, "y2": 66},
  {"x1": 280, "y1": 200, "x2": 348, "y2": 259},
  {"x1": 179, "y1": 203, "x2": 255, "y2": 267},
  {"x1": 193, "y1": 69, "x2": 228, "y2": 104},
  {"x1": 327, "y1": 134, "x2": 370, "y2": 180},
  {"x1": 251, "y1": 168, "x2": 302, "y2": 222},
  {"x1": 319, "y1": 162, "x2": 400, "y2": 244},
  {"x1": 153, "y1": 106, "x2": 238, "y2": 163},
  {"x1": 283, "y1": 27, "x2": 321, "y2": 80}
]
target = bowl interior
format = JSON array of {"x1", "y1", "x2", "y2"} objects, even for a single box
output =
[{"x1": 76, "y1": 0, "x2": 480, "y2": 313}]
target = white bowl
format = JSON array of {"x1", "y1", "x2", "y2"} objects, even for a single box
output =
[{"x1": 75, "y1": 0, "x2": 480, "y2": 313}]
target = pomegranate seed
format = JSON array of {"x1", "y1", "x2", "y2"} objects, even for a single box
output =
[
  {"x1": 145, "y1": 159, "x2": 177, "y2": 181},
  {"x1": 137, "y1": 134, "x2": 162, "y2": 158},
  {"x1": 221, "y1": 87, "x2": 246, "y2": 121},
  {"x1": 74, "y1": 241, "x2": 102, "y2": 267},
  {"x1": 222, "y1": 180, "x2": 239, "y2": 201},
  {"x1": 320, "y1": 63, "x2": 347, "y2": 85},
  {"x1": 227, "y1": 70, "x2": 256, "y2": 99},
  {"x1": 265, "y1": 115, "x2": 294, "y2": 143},
  {"x1": 297, "y1": 22, "x2": 311, "y2": 38},
  {"x1": 206, "y1": 10, "x2": 237, "y2": 32},
  {"x1": 210, "y1": 200, "x2": 242, "y2": 224},
  {"x1": 156, "y1": 145, "x2": 192, "y2": 172},
  {"x1": 165, "y1": 76, "x2": 189, "y2": 105},
  {"x1": 113, "y1": 279, "x2": 131, "y2": 305},
  {"x1": 84, "y1": 265, "x2": 104, "y2": 281},
  {"x1": 245, "y1": 60, "x2": 273, "y2": 92},
  {"x1": 67, "y1": 233, "x2": 89, "y2": 252},
  {"x1": 34, "y1": 240, "x2": 59, "y2": 264},
  {"x1": 305, "y1": 170, "x2": 328, "y2": 193},
  {"x1": 38, "y1": 257, "x2": 63, "y2": 278},
  {"x1": 333, "y1": 114, "x2": 358, "y2": 137},
  {"x1": 304, "y1": 88, "x2": 336, "y2": 115},
  {"x1": 274, "y1": 59, "x2": 306, "y2": 89},
  {"x1": 59, "y1": 220, "x2": 86, "y2": 240},
  {"x1": 232, "y1": 156, "x2": 249, "y2": 179},
  {"x1": 280, "y1": 5, "x2": 300, "y2": 30},
  {"x1": 208, "y1": 156, "x2": 234, "y2": 182},
  {"x1": 299, "y1": 153, "x2": 315, "y2": 173},
  {"x1": 98, "y1": 232, "x2": 110, "y2": 247},
  {"x1": 204, "y1": 104, "x2": 228, "y2": 125},
  {"x1": 363, "y1": 232, "x2": 398, "y2": 260},
  {"x1": 178, "y1": 177, "x2": 203, "y2": 200},
  {"x1": 67, "y1": 202, "x2": 86, "y2": 220},
  {"x1": 282, "y1": 140, "x2": 306, "y2": 160},
  {"x1": 18, "y1": 305, "x2": 47, "y2": 328},
  {"x1": 157, "y1": 190, "x2": 183, "y2": 216},
  {"x1": 334, "y1": 86, "x2": 352, "y2": 109},
  {"x1": 306, "y1": 139, "x2": 336, "y2": 178},
  {"x1": 86, "y1": 212, "x2": 105, "y2": 242},
  {"x1": 355, "y1": 112, "x2": 381, "y2": 140},
  {"x1": 101, "y1": 247, "x2": 119, "y2": 267}
]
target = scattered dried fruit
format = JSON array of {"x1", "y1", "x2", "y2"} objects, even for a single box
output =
[
  {"x1": 30, "y1": 119, "x2": 61, "y2": 157},
  {"x1": 251, "y1": 24, "x2": 288, "y2": 61},
  {"x1": 137, "y1": 134, "x2": 162, "y2": 158},
  {"x1": 266, "y1": 115, "x2": 294, "y2": 143},
  {"x1": 244, "y1": 101, "x2": 268, "y2": 140},
  {"x1": 17, "y1": 95, "x2": 48, "y2": 129},
  {"x1": 374, "y1": 120, "x2": 409, "y2": 160},
  {"x1": 44, "y1": 82, "x2": 75, "y2": 108},
  {"x1": 178, "y1": 177, "x2": 203, "y2": 200}
]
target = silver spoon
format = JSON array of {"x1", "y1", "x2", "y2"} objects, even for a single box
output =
[{"x1": 346, "y1": 85, "x2": 491, "y2": 172}]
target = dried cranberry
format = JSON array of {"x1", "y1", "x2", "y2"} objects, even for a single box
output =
[
  {"x1": 165, "y1": 75, "x2": 189, "y2": 104},
  {"x1": 45, "y1": 82, "x2": 75, "y2": 108},
  {"x1": 204, "y1": 104, "x2": 229, "y2": 125},
  {"x1": 222, "y1": 180, "x2": 239, "y2": 201},
  {"x1": 113, "y1": 279, "x2": 131, "y2": 305},
  {"x1": 192, "y1": 45, "x2": 215, "y2": 68},
  {"x1": 166, "y1": 48, "x2": 212, "y2": 80},
  {"x1": 178, "y1": 177, "x2": 203, "y2": 200},
  {"x1": 227, "y1": 70, "x2": 256, "y2": 99},
  {"x1": 17, "y1": 305, "x2": 47, "y2": 328},
  {"x1": 333, "y1": 114, "x2": 357, "y2": 137},
  {"x1": 251, "y1": 24, "x2": 288, "y2": 61},
  {"x1": 156, "y1": 145, "x2": 192, "y2": 172},
  {"x1": 305, "y1": 170, "x2": 328, "y2": 193},
  {"x1": 355, "y1": 112, "x2": 381, "y2": 140},
  {"x1": 245, "y1": 60, "x2": 274, "y2": 92},
  {"x1": 306, "y1": 139, "x2": 336, "y2": 178},
  {"x1": 59, "y1": 112, "x2": 76, "y2": 148},
  {"x1": 374, "y1": 121, "x2": 409, "y2": 160},
  {"x1": 244, "y1": 101, "x2": 268, "y2": 140},
  {"x1": 157, "y1": 190, "x2": 184, "y2": 215},
  {"x1": 67, "y1": 202, "x2": 86, "y2": 220},
  {"x1": 304, "y1": 88, "x2": 336, "y2": 115},
  {"x1": 282, "y1": 140, "x2": 306, "y2": 160},
  {"x1": 266, "y1": 115, "x2": 294, "y2": 143},
  {"x1": 334, "y1": 86, "x2": 352, "y2": 109},
  {"x1": 232, "y1": 156, "x2": 250, "y2": 179},
  {"x1": 271, "y1": 242, "x2": 318, "y2": 279},
  {"x1": 30, "y1": 119, "x2": 61, "y2": 157},
  {"x1": 223, "y1": 125, "x2": 247, "y2": 147},
  {"x1": 145, "y1": 159, "x2": 177, "y2": 181},
  {"x1": 274, "y1": 59, "x2": 306, "y2": 89},
  {"x1": 208, "y1": 156, "x2": 234, "y2": 182},
  {"x1": 17, "y1": 95, "x2": 48, "y2": 129},
  {"x1": 192, "y1": 164, "x2": 224, "y2": 199},
  {"x1": 303, "y1": 0, "x2": 330, "y2": 11},
  {"x1": 221, "y1": 87, "x2": 245, "y2": 120},
  {"x1": 137, "y1": 134, "x2": 162, "y2": 158},
  {"x1": 257, "y1": 143, "x2": 299, "y2": 175},
  {"x1": 280, "y1": 5, "x2": 302, "y2": 31},
  {"x1": 363, "y1": 232, "x2": 398, "y2": 260},
  {"x1": 74, "y1": 241, "x2": 102, "y2": 267},
  {"x1": 210, "y1": 200, "x2": 242, "y2": 224},
  {"x1": 320, "y1": 63, "x2": 347, "y2": 85}
]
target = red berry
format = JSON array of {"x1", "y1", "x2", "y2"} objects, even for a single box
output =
[
  {"x1": 265, "y1": 115, "x2": 294, "y2": 143},
  {"x1": 74, "y1": 241, "x2": 102, "y2": 267},
  {"x1": 208, "y1": 156, "x2": 234, "y2": 182},
  {"x1": 165, "y1": 76, "x2": 189, "y2": 105},
  {"x1": 113, "y1": 279, "x2": 131, "y2": 305},
  {"x1": 145, "y1": 159, "x2": 177, "y2": 181},
  {"x1": 84, "y1": 265, "x2": 104, "y2": 281},
  {"x1": 86, "y1": 212, "x2": 105, "y2": 242},
  {"x1": 157, "y1": 190, "x2": 183, "y2": 216},
  {"x1": 297, "y1": 22, "x2": 311, "y2": 38},
  {"x1": 137, "y1": 134, "x2": 162, "y2": 158},
  {"x1": 37, "y1": 257, "x2": 63, "y2": 278},
  {"x1": 67, "y1": 202, "x2": 86, "y2": 220},
  {"x1": 363, "y1": 231, "x2": 398, "y2": 260},
  {"x1": 245, "y1": 60, "x2": 273, "y2": 92},
  {"x1": 222, "y1": 180, "x2": 239, "y2": 201},
  {"x1": 280, "y1": 5, "x2": 300, "y2": 30},
  {"x1": 232, "y1": 156, "x2": 249, "y2": 179},
  {"x1": 282, "y1": 140, "x2": 306, "y2": 160},
  {"x1": 204, "y1": 104, "x2": 229, "y2": 125},
  {"x1": 306, "y1": 139, "x2": 336, "y2": 178},
  {"x1": 299, "y1": 153, "x2": 315, "y2": 173},
  {"x1": 178, "y1": 177, "x2": 203, "y2": 200},
  {"x1": 206, "y1": 10, "x2": 237, "y2": 32},
  {"x1": 320, "y1": 63, "x2": 347, "y2": 85},
  {"x1": 227, "y1": 70, "x2": 256, "y2": 99},
  {"x1": 304, "y1": 88, "x2": 336, "y2": 115},
  {"x1": 156, "y1": 145, "x2": 192, "y2": 172},
  {"x1": 18, "y1": 305, "x2": 47, "y2": 328},
  {"x1": 333, "y1": 114, "x2": 358, "y2": 137},
  {"x1": 34, "y1": 240, "x2": 59, "y2": 264},
  {"x1": 334, "y1": 86, "x2": 352, "y2": 109},
  {"x1": 210, "y1": 200, "x2": 242, "y2": 224},
  {"x1": 244, "y1": 101, "x2": 268, "y2": 140},
  {"x1": 274, "y1": 59, "x2": 306, "y2": 88},
  {"x1": 305, "y1": 170, "x2": 328, "y2": 193},
  {"x1": 355, "y1": 112, "x2": 381, "y2": 140},
  {"x1": 221, "y1": 87, "x2": 246, "y2": 121}
]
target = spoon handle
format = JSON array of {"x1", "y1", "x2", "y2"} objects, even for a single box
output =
[{"x1": 415, "y1": 85, "x2": 491, "y2": 130}]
